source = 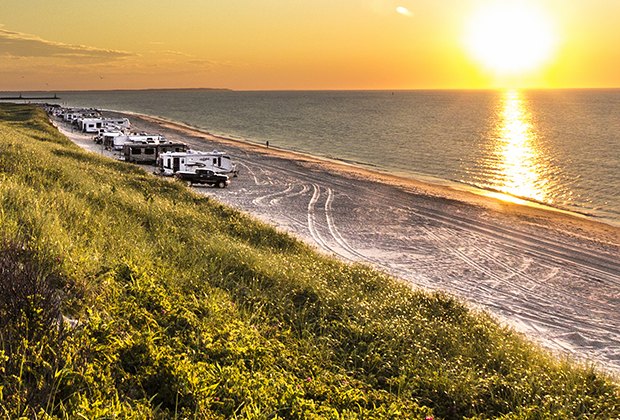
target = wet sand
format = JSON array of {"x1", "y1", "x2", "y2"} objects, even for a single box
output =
[{"x1": 55, "y1": 112, "x2": 620, "y2": 376}]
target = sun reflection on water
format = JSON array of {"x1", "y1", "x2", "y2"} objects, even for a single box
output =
[{"x1": 495, "y1": 89, "x2": 549, "y2": 203}]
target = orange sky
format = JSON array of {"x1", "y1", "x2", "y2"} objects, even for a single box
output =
[{"x1": 1, "y1": 0, "x2": 619, "y2": 91}]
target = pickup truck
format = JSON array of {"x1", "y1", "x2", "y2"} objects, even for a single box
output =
[{"x1": 175, "y1": 169, "x2": 230, "y2": 188}]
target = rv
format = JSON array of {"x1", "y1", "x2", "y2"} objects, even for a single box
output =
[
  {"x1": 122, "y1": 144, "x2": 158, "y2": 164},
  {"x1": 45, "y1": 104, "x2": 63, "y2": 117},
  {"x1": 94, "y1": 130, "x2": 123, "y2": 145},
  {"x1": 109, "y1": 133, "x2": 167, "y2": 151},
  {"x1": 157, "y1": 150, "x2": 238, "y2": 176},
  {"x1": 123, "y1": 142, "x2": 187, "y2": 164},
  {"x1": 62, "y1": 109, "x2": 100, "y2": 122},
  {"x1": 79, "y1": 117, "x2": 131, "y2": 133}
]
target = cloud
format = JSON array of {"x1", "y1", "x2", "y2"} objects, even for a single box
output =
[
  {"x1": 160, "y1": 50, "x2": 193, "y2": 57},
  {"x1": 0, "y1": 29, "x2": 134, "y2": 61},
  {"x1": 140, "y1": 49, "x2": 234, "y2": 68},
  {"x1": 396, "y1": 6, "x2": 413, "y2": 17}
]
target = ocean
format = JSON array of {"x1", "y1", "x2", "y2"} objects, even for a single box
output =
[{"x1": 22, "y1": 88, "x2": 620, "y2": 225}]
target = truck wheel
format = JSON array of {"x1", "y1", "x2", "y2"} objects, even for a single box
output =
[{"x1": 218, "y1": 181, "x2": 226, "y2": 189}]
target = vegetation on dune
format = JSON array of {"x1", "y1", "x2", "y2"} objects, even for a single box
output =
[{"x1": 0, "y1": 103, "x2": 618, "y2": 419}]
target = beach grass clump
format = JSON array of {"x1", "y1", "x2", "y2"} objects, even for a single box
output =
[{"x1": 0, "y1": 103, "x2": 619, "y2": 419}]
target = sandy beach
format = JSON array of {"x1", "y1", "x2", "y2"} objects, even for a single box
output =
[{"x1": 55, "y1": 112, "x2": 620, "y2": 376}]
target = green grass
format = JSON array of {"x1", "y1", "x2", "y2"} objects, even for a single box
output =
[{"x1": 0, "y1": 103, "x2": 618, "y2": 419}]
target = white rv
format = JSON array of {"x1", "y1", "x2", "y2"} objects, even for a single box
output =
[
  {"x1": 63, "y1": 112, "x2": 87, "y2": 123},
  {"x1": 62, "y1": 109, "x2": 100, "y2": 122},
  {"x1": 94, "y1": 130, "x2": 123, "y2": 145},
  {"x1": 122, "y1": 142, "x2": 187, "y2": 164},
  {"x1": 79, "y1": 117, "x2": 131, "y2": 133},
  {"x1": 110, "y1": 133, "x2": 166, "y2": 151},
  {"x1": 158, "y1": 150, "x2": 238, "y2": 177}
]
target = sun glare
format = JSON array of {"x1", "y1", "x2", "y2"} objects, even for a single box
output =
[{"x1": 465, "y1": 3, "x2": 557, "y2": 75}]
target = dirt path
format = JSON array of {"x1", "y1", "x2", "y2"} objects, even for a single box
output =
[{"x1": 55, "y1": 113, "x2": 620, "y2": 376}]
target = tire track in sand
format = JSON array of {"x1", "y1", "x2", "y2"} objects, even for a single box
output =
[
  {"x1": 307, "y1": 184, "x2": 342, "y2": 258},
  {"x1": 237, "y1": 156, "x2": 620, "y2": 283},
  {"x1": 252, "y1": 183, "x2": 295, "y2": 205}
]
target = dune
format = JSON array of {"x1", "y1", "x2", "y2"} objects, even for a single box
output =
[{"x1": 56, "y1": 110, "x2": 620, "y2": 375}]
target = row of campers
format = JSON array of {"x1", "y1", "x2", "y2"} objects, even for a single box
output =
[
  {"x1": 46, "y1": 106, "x2": 131, "y2": 134},
  {"x1": 46, "y1": 106, "x2": 238, "y2": 187},
  {"x1": 47, "y1": 106, "x2": 100, "y2": 122},
  {"x1": 118, "y1": 138, "x2": 239, "y2": 180}
]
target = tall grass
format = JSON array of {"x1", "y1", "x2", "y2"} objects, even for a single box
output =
[{"x1": 0, "y1": 103, "x2": 618, "y2": 419}]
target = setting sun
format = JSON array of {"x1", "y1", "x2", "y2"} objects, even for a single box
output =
[{"x1": 464, "y1": 3, "x2": 558, "y2": 76}]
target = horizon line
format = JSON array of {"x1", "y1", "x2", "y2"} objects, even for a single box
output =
[{"x1": 2, "y1": 86, "x2": 620, "y2": 94}]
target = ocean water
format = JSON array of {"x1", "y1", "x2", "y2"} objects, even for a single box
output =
[{"x1": 25, "y1": 89, "x2": 620, "y2": 225}]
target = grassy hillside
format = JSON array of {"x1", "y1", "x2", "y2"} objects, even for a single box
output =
[{"x1": 0, "y1": 103, "x2": 618, "y2": 419}]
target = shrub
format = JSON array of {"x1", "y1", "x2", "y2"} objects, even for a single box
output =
[
  {"x1": 0, "y1": 238, "x2": 63, "y2": 344},
  {"x1": 0, "y1": 238, "x2": 70, "y2": 416}
]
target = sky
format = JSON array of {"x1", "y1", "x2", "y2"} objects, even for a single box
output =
[{"x1": 1, "y1": 0, "x2": 619, "y2": 91}]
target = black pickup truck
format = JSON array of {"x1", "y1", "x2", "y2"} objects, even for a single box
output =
[{"x1": 175, "y1": 169, "x2": 230, "y2": 188}]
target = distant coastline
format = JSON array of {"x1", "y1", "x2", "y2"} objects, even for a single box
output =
[
  {"x1": 0, "y1": 87, "x2": 232, "y2": 94},
  {"x1": 4, "y1": 87, "x2": 620, "y2": 94},
  {"x1": 0, "y1": 93, "x2": 60, "y2": 100}
]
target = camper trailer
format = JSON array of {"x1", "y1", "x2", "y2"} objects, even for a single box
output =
[
  {"x1": 109, "y1": 133, "x2": 166, "y2": 151},
  {"x1": 157, "y1": 150, "x2": 238, "y2": 176},
  {"x1": 62, "y1": 109, "x2": 100, "y2": 123},
  {"x1": 94, "y1": 130, "x2": 123, "y2": 145},
  {"x1": 123, "y1": 142, "x2": 187, "y2": 164},
  {"x1": 79, "y1": 117, "x2": 131, "y2": 133},
  {"x1": 122, "y1": 144, "x2": 158, "y2": 164},
  {"x1": 63, "y1": 112, "x2": 87, "y2": 123}
]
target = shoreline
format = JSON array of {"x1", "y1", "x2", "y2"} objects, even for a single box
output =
[{"x1": 128, "y1": 110, "x2": 620, "y2": 244}]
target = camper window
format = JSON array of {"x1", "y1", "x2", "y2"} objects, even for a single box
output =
[
  {"x1": 145, "y1": 148, "x2": 155, "y2": 155},
  {"x1": 131, "y1": 147, "x2": 142, "y2": 155}
]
